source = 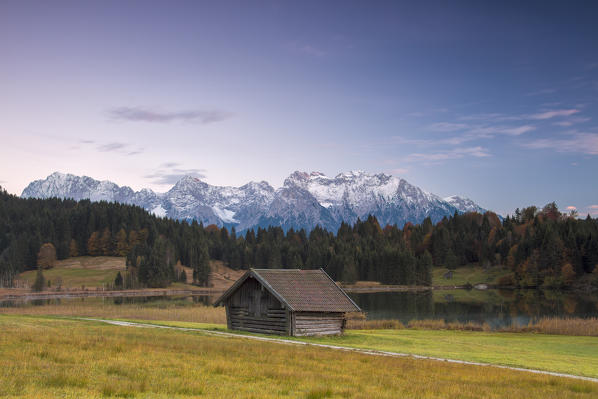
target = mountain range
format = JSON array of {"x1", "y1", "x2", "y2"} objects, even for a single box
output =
[{"x1": 21, "y1": 171, "x2": 490, "y2": 232}]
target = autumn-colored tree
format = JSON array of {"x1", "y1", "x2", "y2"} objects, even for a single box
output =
[
  {"x1": 521, "y1": 206, "x2": 538, "y2": 223},
  {"x1": 69, "y1": 239, "x2": 79, "y2": 257},
  {"x1": 506, "y1": 245, "x2": 518, "y2": 269},
  {"x1": 561, "y1": 263, "x2": 576, "y2": 286},
  {"x1": 99, "y1": 228, "x2": 112, "y2": 255},
  {"x1": 542, "y1": 202, "x2": 561, "y2": 221},
  {"x1": 128, "y1": 230, "x2": 139, "y2": 249},
  {"x1": 87, "y1": 231, "x2": 101, "y2": 256},
  {"x1": 115, "y1": 228, "x2": 128, "y2": 256},
  {"x1": 37, "y1": 243, "x2": 57, "y2": 269}
]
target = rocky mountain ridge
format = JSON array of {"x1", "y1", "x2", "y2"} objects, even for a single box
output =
[{"x1": 21, "y1": 171, "x2": 491, "y2": 232}]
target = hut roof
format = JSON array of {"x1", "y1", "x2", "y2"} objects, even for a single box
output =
[{"x1": 214, "y1": 268, "x2": 361, "y2": 313}]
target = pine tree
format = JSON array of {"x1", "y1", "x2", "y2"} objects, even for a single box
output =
[
  {"x1": 114, "y1": 271, "x2": 123, "y2": 289},
  {"x1": 99, "y1": 228, "x2": 112, "y2": 256},
  {"x1": 138, "y1": 237, "x2": 175, "y2": 288},
  {"x1": 417, "y1": 251, "x2": 433, "y2": 286},
  {"x1": 87, "y1": 231, "x2": 101, "y2": 256},
  {"x1": 445, "y1": 249, "x2": 458, "y2": 270},
  {"x1": 193, "y1": 244, "x2": 210, "y2": 286},
  {"x1": 115, "y1": 228, "x2": 128, "y2": 256},
  {"x1": 32, "y1": 268, "x2": 46, "y2": 292}
]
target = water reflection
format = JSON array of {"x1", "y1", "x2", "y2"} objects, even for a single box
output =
[
  {"x1": 1, "y1": 289, "x2": 596, "y2": 329},
  {"x1": 348, "y1": 289, "x2": 598, "y2": 328}
]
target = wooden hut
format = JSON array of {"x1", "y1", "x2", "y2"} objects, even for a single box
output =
[{"x1": 213, "y1": 268, "x2": 361, "y2": 336}]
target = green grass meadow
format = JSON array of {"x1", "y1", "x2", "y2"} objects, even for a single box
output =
[
  {"x1": 136, "y1": 319, "x2": 598, "y2": 379},
  {"x1": 432, "y1": 264, "x2": 512, "y2": 286},
  {"x1": 1, "y1": 315, "x2": 596, "y2": 399}
]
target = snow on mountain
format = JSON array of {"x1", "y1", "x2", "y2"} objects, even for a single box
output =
[
  {"x1": 444, "y1": 195, "x2": 488, "y2": 214},
  {"x1": 151, "y1": 204, "x2": 167, "y2": 218},
  {"x1": 21, "y1": 171, "x2": 491, "y2": 232}
]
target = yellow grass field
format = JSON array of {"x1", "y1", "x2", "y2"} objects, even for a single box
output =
[
  {"x1": 18, "y1": 256, "x2": 126, "y2": 289},
  {"x1": 1, "y1": 315, "x2": 596, "y2": 399},
  {"x1": 2, "y1": 301, "x2": 597, "y2": 379}
]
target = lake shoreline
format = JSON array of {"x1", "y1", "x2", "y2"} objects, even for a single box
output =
[
  {"x1": 0, "y1": 287, "x2": 221, "y2": 301},
  {"x1": 0, "y1": 283, "x2": 496, "y2": 301}
]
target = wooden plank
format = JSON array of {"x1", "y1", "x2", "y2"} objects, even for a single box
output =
[
  {"x1": 234, "y1": 326, "x2": 290, "y2": 335},
  {"x1": 295, "y1": 319, "x2": 342, "y2": 324},
  {"x1": 295, "y1": 328, "x2": 341, "y2": 333},
  {"x1": 231, "y1": 315, "x2": 287, "y2": 323},
  {"x1": 231, "y1": 316, "x2": 287, "y2": 325},
  {"x1": 296, "y1": 320, "x2": 343, "y2": 326},
  {"x1": 295, "y1": 325, "x2": 342, "y2": 330},
  {"x1": 294, "y1": 330, "x2": 341, "y2": 337},
  {"x1": 232, "y1": 324, "x2": 287, "y2": 331},
  {"x1": 232, "y1": 324, "x2": 287, "y2": 332},
  {"x1": 295, "y1": 324, "x2": 342, "y2": 330},
  {"x1": 294, "y1": 316, "x2": 343, "y2": 321},
  {"x1": 232, "y1": 320, "x2": 287, "y2": 328}
]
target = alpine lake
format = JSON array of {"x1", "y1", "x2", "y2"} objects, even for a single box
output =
[{"x1": 2, "y1": 288, "x2": 597, "y2": 328}]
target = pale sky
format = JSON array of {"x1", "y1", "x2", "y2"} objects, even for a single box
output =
[{"x1": 1, "y1": 1, "x2": 597, "y2": 216}]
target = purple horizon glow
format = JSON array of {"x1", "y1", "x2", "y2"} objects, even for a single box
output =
[{"x1": 1, "y1": 1, "x2": 597, "y2": 217}]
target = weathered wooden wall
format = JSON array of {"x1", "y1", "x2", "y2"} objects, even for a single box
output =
[
  {"x1": 224, "y1": 275, "x2": 347, "y2": 336},
  {"x1": 292, "y1": 312, "x2": 344, "y2": 336},
  {"x1": 225, "y1": 276, "x2": 290, "y2": 335}
]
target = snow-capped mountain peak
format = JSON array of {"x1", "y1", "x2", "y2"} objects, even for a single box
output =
[
  {"x1": 22, "y1": 171, "x2": 490, "y2": 231},
  {"x1": 444, "y1": 195, "x2": 487, "y2": 214}
]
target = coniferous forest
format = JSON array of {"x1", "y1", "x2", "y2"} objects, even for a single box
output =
[{"x1": 1, "y1": 186, "x2": 597, "y2": 289}]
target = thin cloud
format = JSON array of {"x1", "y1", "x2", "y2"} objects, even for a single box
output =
[
  {"x1": 525, "y1": 88, "x2": 557, "y2": 96},
  {"x1": 108, "y1": 106, "x2": 233, "y2": 124},
  {"x1": 414, "y1": 124, "x2": 535, "y2": 145},
  {"x1": 390, "y1": 168, "x2": 409, "y2": 175},
  {"x1": 468, "y1": 125, "x2": 536, "y2": 137},
  {"x1": 529, "y1": 109, "x2": 579, "y2": 120},
  {"x1": 566, "y1": 206, "x2": 577, "y2": 211},
  {"x1": 286, "y1": 42, "x2": 327, "y2": 57},
  {"x1": 299, "y1": 45, "x2": 326, "y2": 57},
  {"x1": 523, "y1": 132, "x2": 598, "y2": 155},
  {"x1": 161, "y1": 162, "x2": 179, "y2": 168},
  {"x1": 553, "y1": 117, "x2": 591, "y2": 127},
  {"x1": 587, "y1": 205, "x2": 598, "y2": 216},
  {"x1": 406, "y1": 146, "x2": 491, "y2": 162},
  {"x1": 458, "y1": 109, "x2": 582, "y2": 123},
  {"x1": 83, "y1": 140, "x2": 143, "y2": 156},
  {"x1": 144, "y1": 166, "x2": 207, "y2": 185},
  {"x1": 428, "y1": 122, "x2": 469, "y2": 132},
  {"x1": 97, "y1": 142, "x2": 127, "y2": 152}
]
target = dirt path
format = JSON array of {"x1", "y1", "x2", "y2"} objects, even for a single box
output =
[{"x1": 82, "y1": 318, "x2": 598, "y2": 384}]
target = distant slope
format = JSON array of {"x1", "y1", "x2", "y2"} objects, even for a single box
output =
[
  {"x1": 18, "y1": 256, "x2": 126, "y2": 288},
  {"x1": 22, "y1": 171, "x2": 491, "y2": 232}
]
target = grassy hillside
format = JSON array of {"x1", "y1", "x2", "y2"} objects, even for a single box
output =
[
  {"x1": 1, "y1": 315, "x2": 595, "y2": 398},
  {"x1": 18, "y1": 257, "x2": 126, "y2": 289},
  {"x1": 16, "y1": 257, "x2": 242, "y2": 291},
  {"x1": 432, "y1": 264, "x2": 512, "y2": 286}
]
